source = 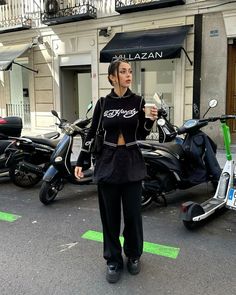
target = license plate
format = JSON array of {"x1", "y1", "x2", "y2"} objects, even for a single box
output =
[{"x1": 226, "y1": 188, "x2": 236, "y2": 211}]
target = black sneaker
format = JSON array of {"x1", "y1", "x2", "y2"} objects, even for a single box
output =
[
  {"x1": 127, "y1": 258, "x2": 141, "y2": 275},
  {"x1": 106, "y1": 263, "x2": 122, "y2": 283}
]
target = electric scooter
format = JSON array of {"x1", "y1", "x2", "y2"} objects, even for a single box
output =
[
  {"x1": 39, "y1": 103, "x2": 93, "y2": 205},
  {"x1": 181, "y1": 110, "x2": 236, "y2": 229}
]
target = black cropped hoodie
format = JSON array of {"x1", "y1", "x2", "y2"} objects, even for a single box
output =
[{"x1": 76, "y1": 88, "x2": 154, "y2": 168}]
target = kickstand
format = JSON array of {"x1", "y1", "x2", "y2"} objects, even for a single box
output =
[{"x1": 155, "y1": 194, "x2": 167, "y2": 207}]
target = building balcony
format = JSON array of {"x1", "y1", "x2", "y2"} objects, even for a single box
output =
[
  {"x1": 115, "y1": 0, "x2": 186, "y2": 14},
  {"x1": 0, "y1": 0, "x2": 41, "y2": 34},
  {"x1": 0, "y1": 0, "x2": 187, "y2": 32},
  {"x1": 0, "y1": 17, "x2": 32, "y2": 34},
  {"x1": 41, "y1": 1, "x2": 97, "y2": 26},
  {"x1": 0, "y1": 0, "x2": 97, "y2": 32}
]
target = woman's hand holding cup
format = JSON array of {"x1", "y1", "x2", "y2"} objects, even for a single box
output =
[{"x1": 144, "y1": 103, "x2": 158, "y2": 121}]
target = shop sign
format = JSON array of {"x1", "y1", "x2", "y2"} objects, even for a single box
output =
[{"x1": 113, "y1": 51, "x2": 163, "y2": 61}]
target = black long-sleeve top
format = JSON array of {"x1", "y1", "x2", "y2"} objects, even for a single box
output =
[{"x1": 77, "y1": 88, "x2": 154, "y2": 168}]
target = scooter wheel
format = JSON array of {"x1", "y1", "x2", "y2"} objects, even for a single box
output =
[
  {"x1": 183, "y1": 220, "x2": 198, "y2": 230},
  {"x1": 9, "y1": 162, "x2": 42, "y2": 188},
  {"x1": 39, "y1": 179, "x2": 63, "y2": 205},
  {"x1": 182, "y1": 203, "x2": 204, "y2": 230},
  {"x1": 141, "y1": 188, "x2": 153, "y2": 208}
]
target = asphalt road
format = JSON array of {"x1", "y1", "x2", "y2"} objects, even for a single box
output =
[{"x1": 0, "y1": 175, "x2": 236, "y2": 295}]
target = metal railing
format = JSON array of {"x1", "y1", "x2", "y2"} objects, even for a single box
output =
[
  {"x1": 0, "y1": 0, "x2": 166, "y2": 30},
  {"x1": 0, "y1": 0, "x2": 42, "y2": 30},
  {"x1": 41, "y1": 0, "x2": 97, "y2": 25},
  {"x1": 115, "y1": 0, "x2": 186, "y2": 13},
  {"x1": 6, "y1": 103, "x2": 31, "y2": 128},
  {"x1": 116, "y1": 0, "x2": 155, "y2": 4},
  {"x1": 0, "y1": 0, "x2": 109, "y2": 30}
]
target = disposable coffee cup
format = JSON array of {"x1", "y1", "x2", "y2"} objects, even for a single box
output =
[{"x1": 144, "y1": 103, "x2": 156, "y2": 119}]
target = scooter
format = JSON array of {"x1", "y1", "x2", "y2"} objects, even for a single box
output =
[
  {"x1": 0, "y1": 115, "x2": 59, "y2": 183},
  {"x1": 39, "y1": 103, "x2": 93, "y2": 205},
  {"x1": 181, "y1": 111, "x2": 236, "y2": 229},
  {"x1": 5, "y1": 132, "x2": 60, "y2": 187},
  {"x1": 0, "y1": 140, "x2": 16, "y2": 177},
  {"x1": 0, "y1": 116, "x2": 23, "y2": 176},
  {"x1": 139, "y1": 99, "x2": 221, "y2": 208}
]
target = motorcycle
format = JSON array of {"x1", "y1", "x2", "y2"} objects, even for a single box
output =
[
  {"x1": 0, "y1": 114, "x2": 60, "y2": 186},
  {"x1": 39, "y1": 103, "x2": 93, "y2": 205},
  {"x1": 139, "y1": 99, "x2": 222, "y2": 208}
]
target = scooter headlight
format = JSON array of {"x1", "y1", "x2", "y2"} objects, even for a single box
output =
[
  {"x1": 157, "y1": 118, "x2": 165, "y2": 126},
  {"x1": 55, "y1": 156, "x2": 63, "y2": 162},
  {"x1": 64, "y1": 123, "x2": 74, "y2": 134}
]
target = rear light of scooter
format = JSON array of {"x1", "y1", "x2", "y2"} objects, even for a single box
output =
[
  {"x1": 181, "y1": 204, "x2": 188, "y2": 213},
  {"x1": 0, "y1": 118, "x2": 7, "y2": 124},
  {"x1": 181, "y1": 201, "x2": 194, "y2": 212}
]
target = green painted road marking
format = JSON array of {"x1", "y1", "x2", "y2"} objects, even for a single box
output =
[
  {"x1": 81, "y1": 230, "x2": 180, "y2": 259},
  {"x1": 0, "y1": 211, "x2": 21, "y2": 222}
]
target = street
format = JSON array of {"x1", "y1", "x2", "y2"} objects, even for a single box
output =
[{"x1": 0, "y1": 176, "x2": 235, "y2": 295}]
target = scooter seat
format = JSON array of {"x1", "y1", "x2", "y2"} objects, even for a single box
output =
[
  {"x1": 138, "y1": 140, "x2": 184, "y2": 159},
  {"x1": 22, "y1": 136, "x2": 59, "y2": 148}
]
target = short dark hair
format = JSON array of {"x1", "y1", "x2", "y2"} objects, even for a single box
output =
[{"x1": 108, "y1": 58, "x2": 130, "y2": 85}]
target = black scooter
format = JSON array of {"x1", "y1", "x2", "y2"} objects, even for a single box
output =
[
  {"x1": 6, "y1": 132, "x2": 60, "y2": 187},
  {"x1": 0, "y1": 140, "x2": 16, "y2": 177},
  {"x1": 0, "y1": 116, "x2": 59, "y2": 186},
  {"x1": 139, "y1": 99, "x2": 221, "y2": 208},
  {"x1": 39, "y1": 103, "x2": 93, "y2": 205},
  {"x1": 0, "y1": 116, "x2": 23, "y2": 177}
]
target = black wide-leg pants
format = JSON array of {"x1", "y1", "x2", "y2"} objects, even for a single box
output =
[{"x1": 97, "y1": 181, "x2": 143, "y2": 267}]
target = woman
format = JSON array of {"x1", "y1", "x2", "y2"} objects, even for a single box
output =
[{"x1": 75, "y1": 59, "x2": 157, "y2": 283}]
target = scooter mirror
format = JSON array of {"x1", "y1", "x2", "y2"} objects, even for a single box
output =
[
  {"x1": 209, "y1": 99, "x2": 218, "y2": 108},
  {"x1": 87, "y1": 101, "x2": 93, "y2": 112},
  {"x1": 153, "y1": 93, "x2": 162, "y2": 108},
  {"x1": 85, "y1": 101, "x2": 93, "y2": 118},
  {"x1": 51, "y1": 110, "x2": 59, "y2": 119},
  {"x1": 203, "y1": 99, "x2": 218, "y2": 118}
]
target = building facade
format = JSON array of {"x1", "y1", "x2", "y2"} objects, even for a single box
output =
[{"x1": 0, "y1": 0, "x2": 235, "y2": 146}]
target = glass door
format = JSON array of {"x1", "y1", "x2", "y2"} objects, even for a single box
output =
[{"x1": 131, "y1": 59, "x2": 175, "y2": 122}]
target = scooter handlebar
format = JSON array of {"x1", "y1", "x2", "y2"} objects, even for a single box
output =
[
  {"x1": 177, "y1": 120, "x2": 208, "y2": 135},
  {"x1": 200, "y1": 115, "x2": 236, "y2": 123},
  {"x1": 158, "y1": 108, "x2": 168, "y2": 118},
  {"x1": 177, "y1": 115, "x2": 236, "y2": 135}
]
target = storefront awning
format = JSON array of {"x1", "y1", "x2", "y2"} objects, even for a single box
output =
[
  {"x1": 100, "y1": 25, "x2": 192, "y2": 64},
  {"x1": 0, "y1": 43, "x2": 36, "y2": 71}
]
